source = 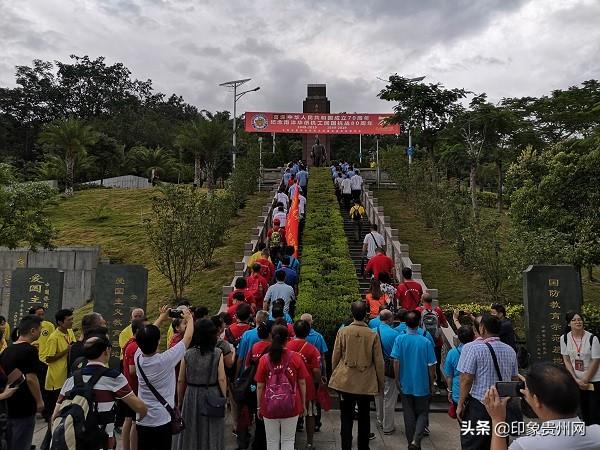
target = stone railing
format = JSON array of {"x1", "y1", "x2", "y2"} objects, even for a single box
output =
[
  {"x1": 360, "y1": 185, "x2": 457, "y2": 351},
  {"x1": 219, "y1": 178, "x2": 282, "y2": 311}
]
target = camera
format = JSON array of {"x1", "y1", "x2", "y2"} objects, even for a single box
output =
[
  {"x1": 495, "y1": 381, "x2": 525, "y2": 397},
  {"x1": 168, "y1": 305, "x2": 189, "y2": 319}
]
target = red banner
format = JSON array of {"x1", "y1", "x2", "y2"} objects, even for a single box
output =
[
  {"x1": 244, "y1": 112, "x2": 400, "y2": 135},
  {"x1": 285, "y1": 184, "x2": 300, "y2": 257}
]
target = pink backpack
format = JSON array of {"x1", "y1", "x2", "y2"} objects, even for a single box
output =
[{"x1": 263, "y1": 352, "x2": 296, "y2": 418}]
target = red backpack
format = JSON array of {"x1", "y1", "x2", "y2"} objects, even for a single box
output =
[{"x1": 263, "y1": 352, "x2": 296, "y2": 418}]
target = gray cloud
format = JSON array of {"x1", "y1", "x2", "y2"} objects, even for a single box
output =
[{"x1": 0, "y1": 0, "x2": 598, "y2": 115}]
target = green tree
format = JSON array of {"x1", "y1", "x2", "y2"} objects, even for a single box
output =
[
  {"x1": 507, "y1": 141, "x2": 600, "y2": 279},
  {"x1": 144, "y1": 185, "x2": 234, "y2": 300},
  {"x1": 378, "y1": 75, "x2": 466, "y2": 174},
  {"x1": 126, "y1": 145, "x2": 177, "y2": 180},
  {"x1": 38, "y1": 117, "x2": 99, "y2": 195},
  {"x1": 176, "y1": 115, "x2": 229, "y2": 190},
  {"x1": 87, "y1": 133, "x2": 124, "y2": 184},
  {"x1": 0, "y1": 163, "x2": 56, "y2": 249}
]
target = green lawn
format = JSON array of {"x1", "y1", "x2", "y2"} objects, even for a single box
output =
[
  {"x1": 47, "y1": 187, "x2": 271, "y2": 320},
  {"x1": 375, "y1": 188, "x2": 600, "y2": 307}
]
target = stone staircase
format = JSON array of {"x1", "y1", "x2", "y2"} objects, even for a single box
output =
[{"x1": 339, "y1": 196, "x2": 451, "y2": 413}]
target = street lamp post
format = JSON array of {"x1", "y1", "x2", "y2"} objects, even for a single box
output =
[
  {"x1": 406, "y1": 76, "x2": 425, "y2": 166},
  {"x1": 219, "y1": 78, "x2": 260, "y2": 169},
  {"x1": 258, "y1": 136, "x2": 263, "y2": 192}
]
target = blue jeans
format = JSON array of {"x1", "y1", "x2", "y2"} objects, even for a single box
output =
[{"x1": 7, "y1": 415, "x2": 36, "y2": 450}]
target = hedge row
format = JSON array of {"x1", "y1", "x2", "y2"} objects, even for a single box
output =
[
  {"x1": 445, "y1": 302, "x2": 600, "y2": 340},
  {"x1": 296, "y1": 168, "x2": 360, "y2": 348}
]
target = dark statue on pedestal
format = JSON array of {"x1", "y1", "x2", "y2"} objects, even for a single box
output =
[{"x1": 311, "y1": 137, "x2": 327, "y2": 167}]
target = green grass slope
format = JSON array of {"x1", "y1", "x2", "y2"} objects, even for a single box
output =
[{"x1": 47, "y1": 188, "x2": 271, "y2": 319}]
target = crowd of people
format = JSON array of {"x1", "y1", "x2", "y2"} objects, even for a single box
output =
[{"x1": 0, "y1": 162, "x2": 599, "y2": 450}]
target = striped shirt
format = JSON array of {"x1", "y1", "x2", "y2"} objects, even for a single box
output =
[
  {"x1": 58, "y1": 362, "x2": 132, "y2": 446},
  {"x1": 457, "y1": 337, "x2": 518, "y2": 401}
]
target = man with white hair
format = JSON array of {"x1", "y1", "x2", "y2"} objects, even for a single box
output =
[{"x1": 119, "y1": 308, "x2": 145, "y2": 359}]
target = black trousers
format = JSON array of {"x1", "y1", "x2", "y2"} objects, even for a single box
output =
[
  {"x1": 351, "y1": 189, "x2": 361, "y2": 201},
  {"x1": 434, "y1": 346, "x2": 446, "y2": 389},
  {"x1": 401, "y1": 394, "x2": 429, "y2": 445},
  {"x1": 137, "y1": 423, "x2": 172, "y2": 450},
  {"x1": 581, "y1": 381, "x2": 600, "y2": 425},
  {"x1": 339, "y1": 391, "x2": 371, "y2": 450},
  {"x1": 343, "y1": 193, "x2": 352, "y2": 210},
  {"x1": 460, "y1": 396, "x2": 510, "y2": 450}
]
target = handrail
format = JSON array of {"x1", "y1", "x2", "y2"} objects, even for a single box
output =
[
  {"x1": 219, "y1": 171, "x2": 283, "y2": 311},
  {"x1": 360, "y1": 184, "x2": 456, "y2": 351}
]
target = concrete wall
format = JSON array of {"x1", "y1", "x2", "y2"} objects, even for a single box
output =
[
  {"x1": 0, "y1": 247, "x2": 101, "y2": 316},
  {"x1": 83, "y1": 175, "x2": 153, "y2": 190}
]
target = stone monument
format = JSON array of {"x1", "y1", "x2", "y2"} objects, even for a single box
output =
[
  {"x1": 94, "y1": 264, "x2": 148, "y2": 363},
  {"x1": 523, "y1": 265, "x2": 582, "y2": 365},
  {"x1": 8, "y1": 268, "x2": 64, "y2": 332},
  {"x1": 302, "y1": 84, "x2": 331, "y2": 164}
]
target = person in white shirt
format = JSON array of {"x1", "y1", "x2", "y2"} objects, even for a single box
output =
[
  {"x1": 483, "y1": 362, "x2": 600, "y2": 450},
  {"x1": 274, "y1": 189, "x2": 289, "y2": 210},
  {"x1": 362, "y1": 224, "x2": 386, "y2": 259},
  {"x1": 560, "y1": 311, "x2": 600, "y2": 425},
  {"x1": 341, "y1": 175, "x2": 352, "y2": 210},
  {"x1": 134, "y1": 306, "x2": 195, "y2": 450},
  {"x1": 272, "y1": 205, "x2": 287, "y2": 228},
  {"x1": 334, "y1": 172, "x2": 344, "y2": 205},
  {"x1": 350, "y1": 170, "x2": 363, "y2": 201}
]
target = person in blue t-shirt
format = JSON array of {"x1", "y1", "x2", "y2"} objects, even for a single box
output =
[
  {"x1": 236, "y1": 310, "x2": 268, "y2": 374},
  {"x1": 394, "y1": 309, "x2": 436, "y2": 349},
  {"x1": 276, "y1": 246, "x2": 300, "y2": 273},
  {"x1": 444, "y1": 326, "x2": 475, "y2": 407},
  {"x1": 391, "y1": 310, "x2": 436, "y2": 449},
  {"x1": 374, "y1": 310, "x2": 400, "y2": 434}
]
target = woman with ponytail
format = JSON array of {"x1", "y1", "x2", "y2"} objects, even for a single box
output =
[
  {"x1": 560, "y1": 311, "x2": 600, "y2": 425},
  {"x1": 255, "y1": 325, "x2": 310, "y2": 450}
]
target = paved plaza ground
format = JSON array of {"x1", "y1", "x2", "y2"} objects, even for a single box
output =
[{"x1": 33, "y1": 409, "x2": 462, "y2": 449}]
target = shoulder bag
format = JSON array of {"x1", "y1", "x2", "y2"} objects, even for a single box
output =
[
  {"x1": 485, "y1": 343, "x2": 523, "y2": 429},
  {"x1": 136, "y1": 355, "x2": 185, "y2": 434},
  {"x1": 377, "y1": 326, "x2": 395, "y2": 378}
]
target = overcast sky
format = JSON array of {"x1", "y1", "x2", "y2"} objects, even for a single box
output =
[{"x1": 1, "y1": 0, "x2": 598, "y2": 114}]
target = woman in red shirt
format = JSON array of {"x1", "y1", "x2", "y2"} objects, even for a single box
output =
[{"x1": 255, "y1": 325, "x2": 309, "y2": 450}]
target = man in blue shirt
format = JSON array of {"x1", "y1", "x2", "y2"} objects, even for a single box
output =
[
  {"x1": 391, "y1": 310, "x2": 436, "y2": 450},
  {"x1": 374, "y1": 310, "x2": 400, "y2": 434},
  {"x1": 296, "y1": 166, "x2": 309, "y2": 194},
  {"x1": 300, "y1": 313, "x2": 328, "y2": 431},
  {"x1": 236, "y1": 310, "x2": 268, "y2": 374},
  {"x1": 444, "y1": 325, "x2": 475, "y2": 407},
  {"x1": 277, "y1": 260, "x2": 297, "y2": 287},
  {"x1": 263, "y1": 271, "x2": 295, "y2": 313}
]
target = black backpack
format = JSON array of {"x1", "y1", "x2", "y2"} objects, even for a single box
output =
[
  {"x1": 231, "y1": 346, "x2": 270, "y2": 407},
  {"x1": 50, "y1": 368, "x2": 111, "y2": 450}
]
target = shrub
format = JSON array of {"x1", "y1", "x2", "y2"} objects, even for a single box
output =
[
  {"x1": 443, "y1": 302, "x2": 600, "y2": 341},
  {"x1": 296, "y1": 168, "x2": 360, "y2": 347}
]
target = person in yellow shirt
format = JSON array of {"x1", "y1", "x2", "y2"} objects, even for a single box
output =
[
  {"x1": 349, "y1": 199, "x2": 367, "y2": 242},
  {"x1": 248, "y1": 242, "x2": 271, "y2": 267},
  {"x1": 118, "y1": 307, "x2": 145, "y2": 359},
  {"x1": 29, "y1": 306, "x2": 56, "y2": 362},
  {"x1": 44, "y1": 308, "x2": 75, "y2": 420},
  {"x1": 0, "y1": 315, "x2": 8, "y2": 353}
]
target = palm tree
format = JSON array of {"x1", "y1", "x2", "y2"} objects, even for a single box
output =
[
  {"x1": 175, "y1": 114, "x2": 229, "y2": 190},
  {"x1": 126, "y1": 146, "x2": 177, "y2": 180},
  {"x1": 38, "y1": 118, "x2": 99, "y2": 195}
]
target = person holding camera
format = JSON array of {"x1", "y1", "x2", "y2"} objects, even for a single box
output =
[
  {"x1": 483, "y1": 362, "x2": 600, "y2": 450},
  {"x1": 134, "y1": 305, "x2": 194, "y2": 450},
  {"x1": 456, "y1": 313, "x2": 520, "y2": 450}
]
